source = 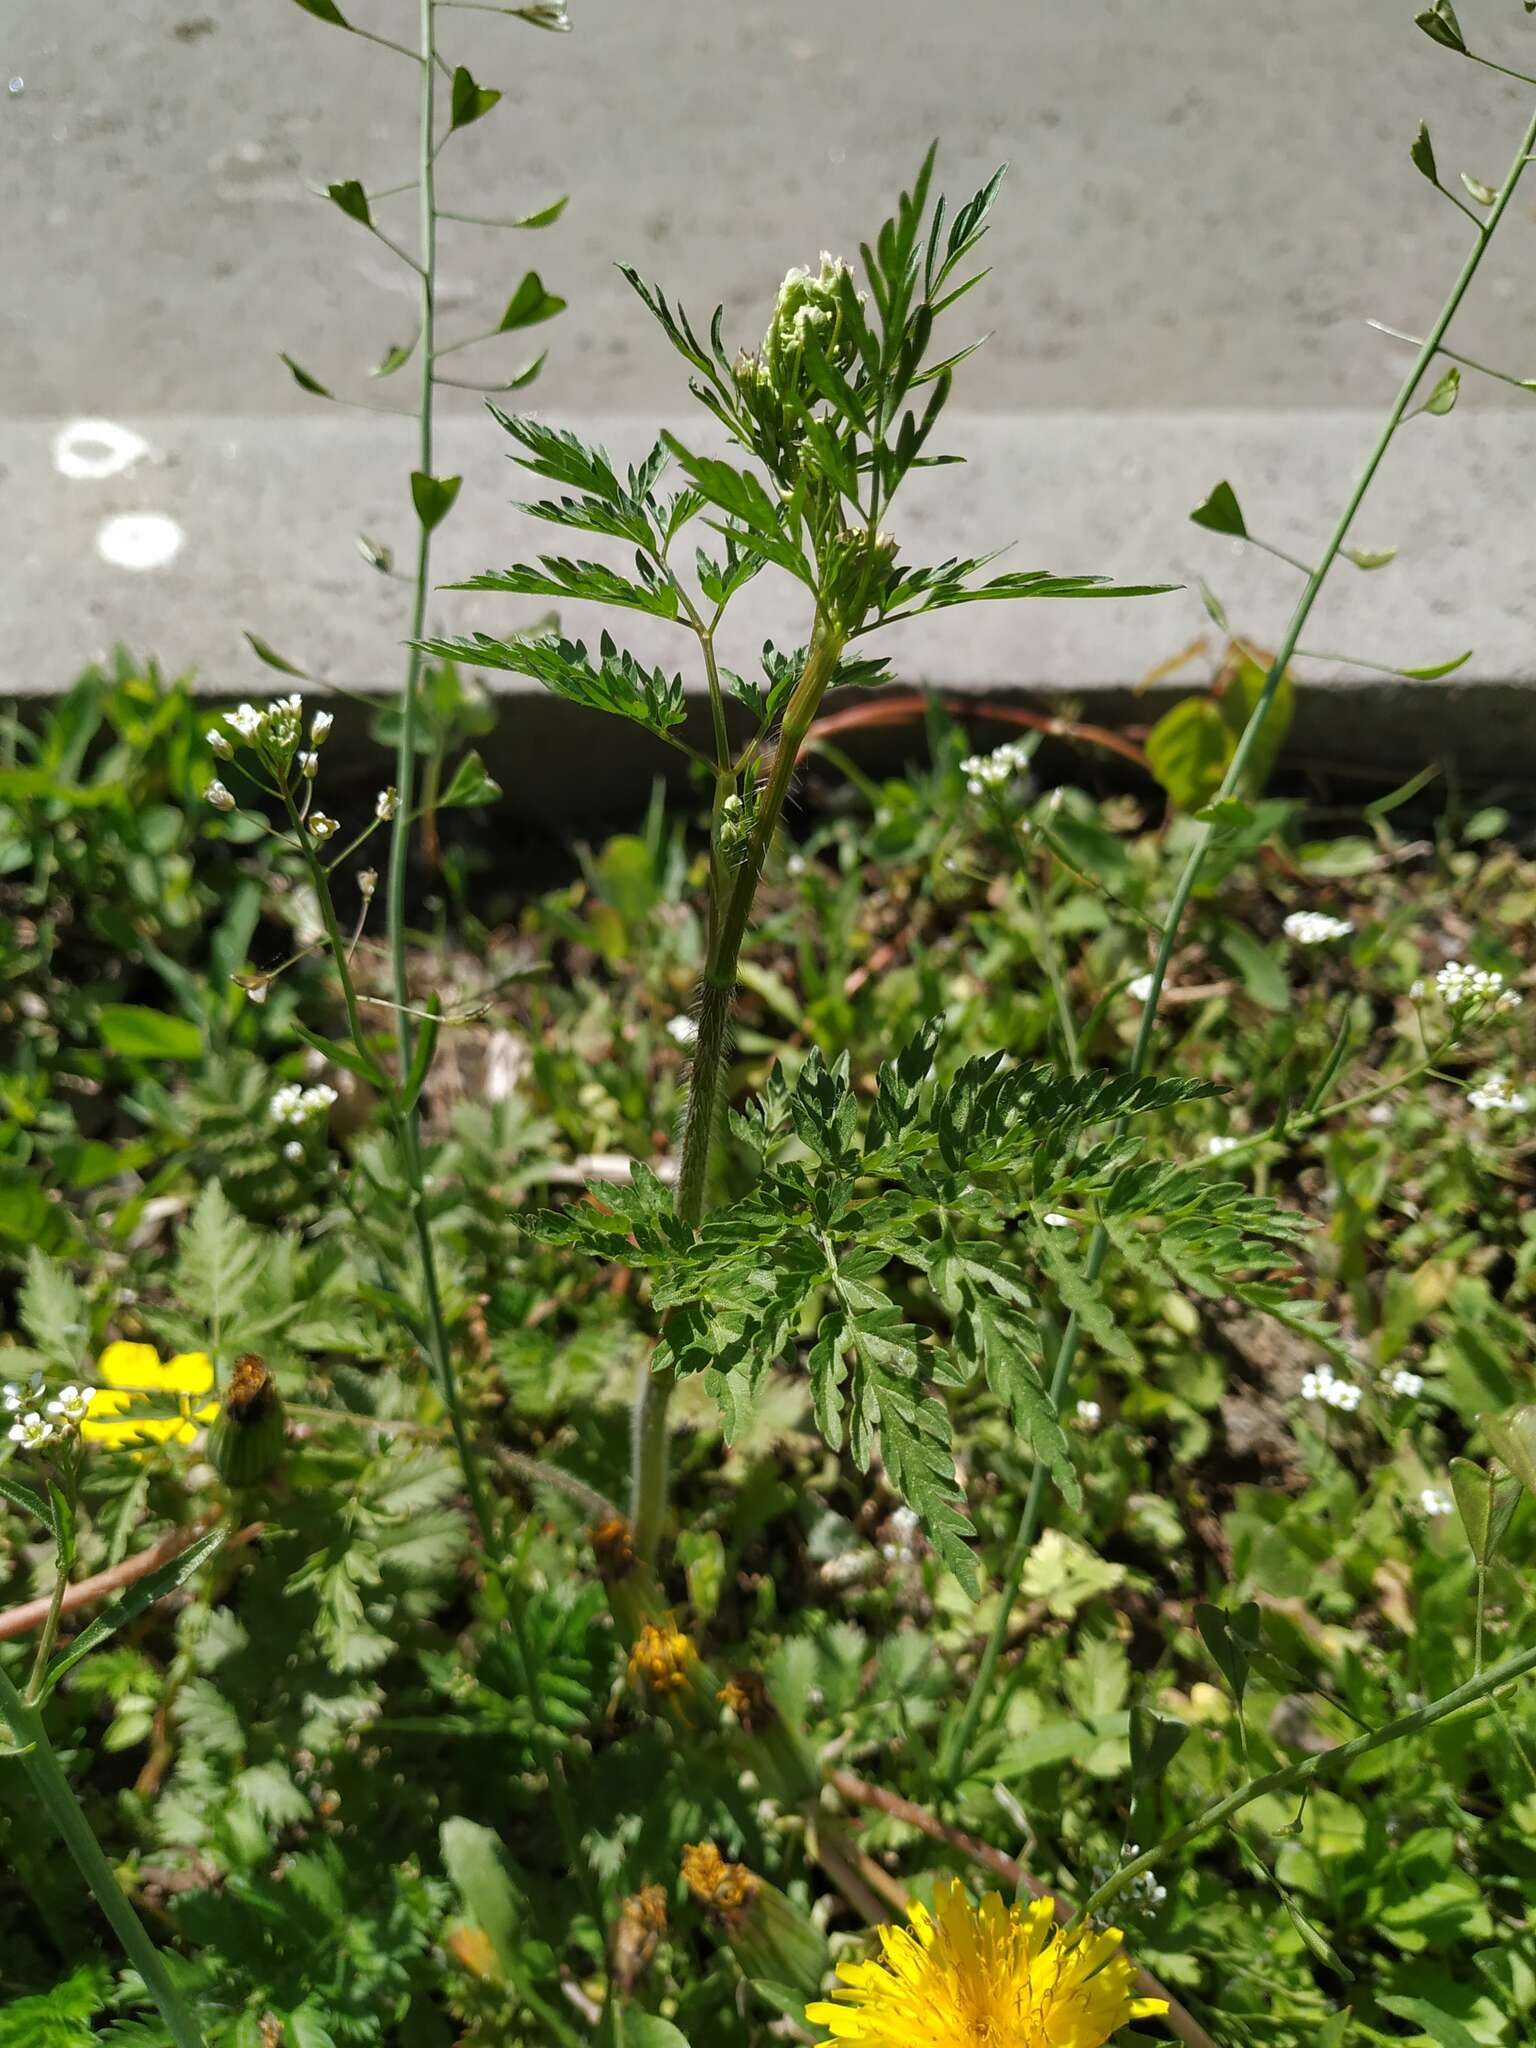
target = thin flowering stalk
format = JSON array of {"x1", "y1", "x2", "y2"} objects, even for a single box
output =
[
  {"x1": 941, "y1": 80, "x2": 1536, "y2": 1791},
  {"x1": 1072, "y1": 1635, "x2": 1536, "y2": 1931}
]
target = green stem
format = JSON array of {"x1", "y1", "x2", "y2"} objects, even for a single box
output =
[
  {"x1": 629, "y1": 627, "x2": 844, "y2": 1564},
  {"x1": 0, "y1": 1664, "x2": 207, "y2": 2048},
  {"x1": 940, "y1": 88, "x2": 1536, "y2": 1789},
  {"x1": 1073, "y1": 1636, "x2": 1536, "y2": 1926}
]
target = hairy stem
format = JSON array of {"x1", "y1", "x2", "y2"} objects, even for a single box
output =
[
  {"x1": 630, "y1": 627, "x2": 844, "y2": 1563},
  {"x1": 0, "y1": 1663, "x2": 208, "y2": 2048},
  {"x1": 941, "y1": 87, "x2": 1536, "y2": 1788}
]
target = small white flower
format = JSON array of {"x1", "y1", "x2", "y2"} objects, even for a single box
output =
[
  {"x1": 1126, "y1": 973, "x2": 1154, "y2": 1003},
  {"x1": 206, "y1": 780, "x2": 236, "y2": 812},
  {"x1": 1419, "y1": 1486, "x2": 1453, "y2": 1519},
  {"x1": 667, "y1": 1015, "x2": 699, "y2": 1049},
  {"x1": 1, "y1": 1377, "x2": 39, "y2": 1413},
  {"x1": 226, "y1": 702, "x2": 266, "y2": 743},
  {"x1": 301, "y1": 1084, "x2": 337, "y2": 1118},
  {"x1": 8, "y1": 1411, "x2": 56, "y2": 1450},
  {"x1": 1432, "y1": 960, "x2": 1521, "y2": 1012},
  {"x1": 311, "y1": 709, "x2": 334, "y2": 745},
  {"x1": 244, "y1": 978, "x2": 271, "y2": 1005},
  {"x1": 1366, "y1": 1101, "x2": 1394, "y2": 1125},
  {"x1": 1042, "y1": 1211, "x2": 1075, "y2": 1229},
  {"x1": 1467, "y1": 1073, "x2": 1530, "y2": 1114},
  {"x1": 1075, "y1": 1399, "x2": 1102, "y2": 1429},
  {"x1": 358, "y1": 868, "x2": 378, "y2": 902},
  {"x1": 959, "y1": 739, "x2": 1032, "y2": 795},
  {"x1": 1388, "y1": 1369, "x2": 1424, "y2": 1399},
  {"x1": 297, "y1": 751, "x2": 319, "y2": 779},
  {"x1": 45, "y1": 1384, "x2": 93, "y2": 1426},
  {"x1": 270, "y1": 1083, "x2": 307, "y2": 1125},
  {"x1": 1283, "y1": 910, "x2": 1354, "y2": 947},
  {"x1": 207, "y1": 727, "x2": 233, "y2": 759},
  {"x1": 308, "y1": 813, "x2": 339, "y2": 843},
  {"x1": 375, "y1": 787, "x2": 398, "y2": 823},
  {"x1": 283, "y1": 1139, "x2": 305, "y2": 1165},
  {"x1": 1299, "y1": 1364, "x2": 1361, "y2": 1412},
  {"x1": 1205, "y1": 1134, "x2": 1240, "y2": 1157}
]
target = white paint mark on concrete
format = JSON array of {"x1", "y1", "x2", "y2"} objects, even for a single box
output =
[
  {"x1": 54, "y1": 417, "x2": 151, "y2": 481},
  {"x1": 96, "y1": 512, "x2": 184, "y2": 571}
]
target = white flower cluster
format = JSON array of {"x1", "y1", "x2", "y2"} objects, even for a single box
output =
[
  {"x1": 1299, "y1": 1364, "x2": 1361, "y2": 1413},
  {"x1": 1386, "y1": 1368, "x2": 1424, "y2": 1399},
  {"x1": 4, "y1": 1376, "x2": 95, "y2": 1448},
  {"x1": 1283, "y1": 910, "x2": 1354, "y2": 947},
  {"x1": 960, "y1": 739, "x2": 1032, "y2": 797},
  {"x1": 1467, "y1": 1073, "x2": 1530, "y2": 1114},
  {"x1": 270, "y1": 1081, "x2": 338, "y2": 1127},
  {"x1": 1126, "y1": 973, "x2": 1155, "y2": 1003},
  {"x1": 1412, "y1": 960, "x2": 1522, "y2": 1012},
  {"x1": 1074, "y1": 1399, "x2": 1102, "y2": 1430},
  {"x1": 211, "y1": 697, "x2": 332, "y2": 766},
  {"x1": 1108, "y1": 1844, "x2": 1168, "y2": 1909},
  {"x1": 1205, "y1": 1134, "x2": 1240, "y2": 1157},
  {"x1": 1418, "y1": 1486, "x2": 1453, "y2": 1519}
]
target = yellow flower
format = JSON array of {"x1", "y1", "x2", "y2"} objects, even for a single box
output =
[
  {"x1": 82, "y1": 1342, "x2": 219, "y2": 1448},
  {"x1": 806, "y1": 1880, "x2": 1165, "y2": 2048},
  {"x1": 627, "y1": 1618, "x2": 699, "y2": 1700}
]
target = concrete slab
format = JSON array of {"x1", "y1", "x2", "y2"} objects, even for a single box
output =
[{"x1": 5, "y1": 0, "x2": 1536, "y2": 796}]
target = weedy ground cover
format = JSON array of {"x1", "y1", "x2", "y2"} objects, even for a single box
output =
[{"x1": 5, "y1": 3, "x2": 1536, "y2": 2045}]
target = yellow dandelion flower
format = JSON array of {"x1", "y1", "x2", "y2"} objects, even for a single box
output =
[
  {"x1": 82, "y1": 1342, "x2": 220, "y2": 1448},
  {"x1": 806, "y1": 1880, "x2": 1165, "y2": 2048}
]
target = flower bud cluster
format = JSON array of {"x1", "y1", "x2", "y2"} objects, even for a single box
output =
[
  {"x1": 1412, "y1": 960, "x2": 1522, "y2": 1012},
  {"x1": 270, "y1": 1081, "x2": 338, "y2": 1127},
  {"x1": 1282, "y1": 910, "x2": 1353, "y2": 946},
  {"x1": 960, "y1": 739, "x2": 1032, "y2": 798},
  {"x1": 1299, "y1": 1364, "x2": 1361, "y2": 1413}
]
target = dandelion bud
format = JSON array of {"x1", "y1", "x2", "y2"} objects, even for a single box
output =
[
  {"x1": 206, "y1": 780, "x2": 236, "y2": 812},
  {"x1": 611, "y1": 1885, "x2": 668, "y2": 1994},
  {"x1": 308, "y1": 813, "x2": 339, "y2": 843},
  {"x1": 205, "y1": 1353, "x2": 285, "y2": 1488},
  {"x1": 375, "y1": 786, "x2": 398, "y2": 822},
  {"x1": 682, "y1": 1842, "x2": 827, "y2": 1995},
  {"x1": 207, "y1": 728, "x2": 233, "y2": 759},
  {"x1": 358, "y1": 868, "x2": 379, "y2": 902},
  {"x1": 628, "y1": 1617, "x2": 700, "y2": 1704},
  {"x1": 311, "y1": 709, "x2": 334, "y2": 745}
]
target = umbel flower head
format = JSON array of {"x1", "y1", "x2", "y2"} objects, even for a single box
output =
[{"x1": 807, "y1": 1880, "x2": 1165, "y2": 2048}]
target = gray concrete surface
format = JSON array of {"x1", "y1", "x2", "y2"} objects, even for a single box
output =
[{"x1": 5, "y1": 0, "x2": 1536, "y2": 780}]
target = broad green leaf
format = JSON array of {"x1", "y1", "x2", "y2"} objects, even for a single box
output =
[
  {"x1": 0, "y1": 1470, "x2": 54, "y2": 1533},
  {"x1": 292, "y1": 1019, "x2": 388, "y2": 1089},
  {"x1": 1414, "y1": 1, "x2": 1466, "y2": 52},
  {"x1": 324, "y1": 178, "x2": 371, "y2": 227},
  {"x1": 449, "y1": 64, "x2": 502, "y2": 130},
  {"x1": 1129, "y1": 1705, "x2": 1188, "y2": 1785},
  {"x1": 1021, "y1": 1528, "x2": 1124, "y2": 1619},
  {"x1": 1219, "y1": 924, "x2": 1289, "y2": 1011},
  {"x1": 1449, "y1": 1458, "x2": 1521, "y2": 1565},
  {"x1": 99, "y1": 1004, "x2": 203, "y2": 1062},
  {"x1": 1482, "y1": 1405, "x2": 1536, "y2": 1502},
  {"x1": 441, "y1": 1818, "x2": 523, "y2": 1982},
  {"x1": 42, "y1": 1524, "x2": 228, "y2": 1695},
  {"x1": 439, "y1": 748, "x2": 502, "y2": 809},
  {"x1": 1379, "y1": 1996, "x2": 1479, "y2": 2048},
  {"x1": 1194, "y1": 1600, "x2": 1260, "y2": 1705},
  {"x1": 625, "y1": 2024, "x2": 692, "y2": 2048},
  {"x1": 1190, "y1": 479, "x2": 1247, "y2": 538},
  {"x1": 410, "y1": 471, "x2": 462, "y2": 533},
  {"x1": 0, "y1": 1168, "x2": 48, "y2": 1244},
  {"x1": 499, "y1": 271, "x2": 566, "y2": 331},
  {"x1": 1146, "y1": 696, "x2": 1231, "y2": 813}
]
